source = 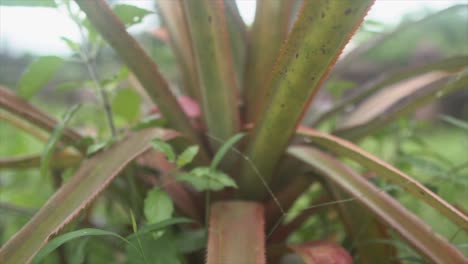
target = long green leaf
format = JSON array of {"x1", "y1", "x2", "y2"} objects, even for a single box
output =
[
  {"x1": 223, "y1": 0, "x2": 247, "y2": 85},
  {"x1": 74, "y1": 0, "x2": 208, "y2": 159},
  {"x1": 312, "y1": 56, "x2": 468, "y2": 126},
  {"x1": 243, "y1": 0, "x2": 293, "y2": 121},
  {"x1": 296, "y1": 127, "x2": 468, "y2": 231},
  {"x1": 157, "y1": 0, "x2": 200, "y2": 101},
  {"x1": 182, "y1": 0, "x2": 240, "y2": 150},
  {"x1": 206, "y1": 201, "x2": 265, "y2": 264},
  {"x1": 288, "y1": 146, "x2": 466, "y2": 263},
  {"x1": 239, "y1": 0, "x2": 374, "y2": 199},
  {"x1": 0, "y1": 128, "x2": 177, "y2": 264},
  {"x1": 335, "y1": 71, "x2": 468, "y2": 140},
  {"x1": 31, "y1": 228, "x2": 132, "y2": 264}
]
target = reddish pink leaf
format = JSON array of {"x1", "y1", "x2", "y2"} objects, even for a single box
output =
[{"x1": 150, "y1": 96, "x2": 200, "y2": 118}]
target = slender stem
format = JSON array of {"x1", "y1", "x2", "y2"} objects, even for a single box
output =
[{"x1": 68, "y1": 8, "x2": 117, "y2": 138}]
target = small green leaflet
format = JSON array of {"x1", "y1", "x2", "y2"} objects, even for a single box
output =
[
  {"x1": 151, "y1": 139, "x2": 176, "y2": 162},
  {"x1": 40, "y1": 105, "x2": 80, "y2": 178},
  {"x1": 60, "y1": 37, "x2": 81, "y2": 53},
  {"x1": 177, "y1": 167, "x2": 237, "y2": 191},
  {"x1": 176, "y1": 145, "x2": 199, "y2": 168},
  {"x1": 211, "y1": 133, "x2": 245, "y2": 169},
  {"x1": 112, "y1": 4, "x2": 153, "y2": 28},
  {"x1": 18, "y1": 56, "x2": 64, "y2": 99},
  {"x1": 144, "y1": 188, "x2": 174, "y2": 224},
  {"x1": 111, "y1": 88, "x2": 141, "y2": 122}
]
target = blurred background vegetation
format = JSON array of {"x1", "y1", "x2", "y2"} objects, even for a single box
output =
[{"x1": 0, "y1": 1, "x2": 467, "y2": 262}]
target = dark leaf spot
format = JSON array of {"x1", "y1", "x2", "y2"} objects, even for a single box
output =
[
  {"x1": 295, "y1": 53, "x2": 299, "y2": 59},
  {"x1": 208, "y1": 16, "x2": 212, "y2": 23},
  {"x1": 321, "y1": 12, "x2": 325, "y2": 19},
  {"x1": 344, "y1": 8, "x2": 352, "y2": 15}
]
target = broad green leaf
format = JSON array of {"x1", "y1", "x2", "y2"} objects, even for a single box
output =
[
  {"x1": 440, "y1": 114, "x2": 468, "y2": 131},
  {"x1": 239, "y1": 0, "x2": 374, "y2": 199},
  {"x1": 210, "y1": 132, "x2": 245, "y2": 170},
  {"x1": 40, "y1": 105, "x2": 80, "y2": 178},
  {"x1": 111, "y1": 88, "x2": 141, "y2": 122},
  {"x1": 0, "y1": 128, "x2": 177, "y2": 264},
  {"x1": 296, "y1": 127, "x2": 468, "y2": 232},
  {"x1": 244, "y1": 0, "x2": 296, "y2": 121},
  {"x1": 177, "y1": 167, "x2": 237, "y2": 191},
  {"x1": 31, "y1": 228, "x2": 134, "y2": 264},
  {"x1": 151, "y1": 139, "x2": 176, "y2": 162},
  {"x1": 0, "y1": 0, "x2": 56, "y2": 7},
  {"x1": 176, "y1": 145, "x2": 199, "y2": 168},
  {"x1": 112, "y1": 4, "x2": 152, "y2": 28},
  {"x1": 18, "y1": 56, "x2": 64, "y2": 99},
  {"x1": 144, "y1": 188, "x2": 174, "y2": 224},
  {"x1": 288, "y1": 146, "x2": 466, "y2": 263},
  {"x1": 75, "y1": 0, "x2": 209, "y2": 160},
  {"x1": 183, "y1": 0, "x2": 240, "y2": 151},
  {"x1": 206, "y1": 202, "x2": 265, "y2": 264}
]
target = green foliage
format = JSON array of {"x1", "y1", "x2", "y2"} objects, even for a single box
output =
[
  {"x1": 1, "y1": 1, "x2": 467, "y2": 263},
  {"x1": 151, "y1": 139, "x2": 176, "y2": 162},
  {"x1": 144, "y1": 188, "x2": 174, "y2": 224},
  {"x1": 177, "y1": 168, "x2": 237, "y2": 192},
  {"x1": 112, "y1": 88, "x2": 141, "y2": 122},
  {"x1": 176, "y1": 145, "x2": 199, "y2": 168},
  {"x1": 18, "y1": 56, "x2": 64, "y2": 99},
  {"x1": 112, "y1": 4, "x2": 153, "y2": 28}
]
